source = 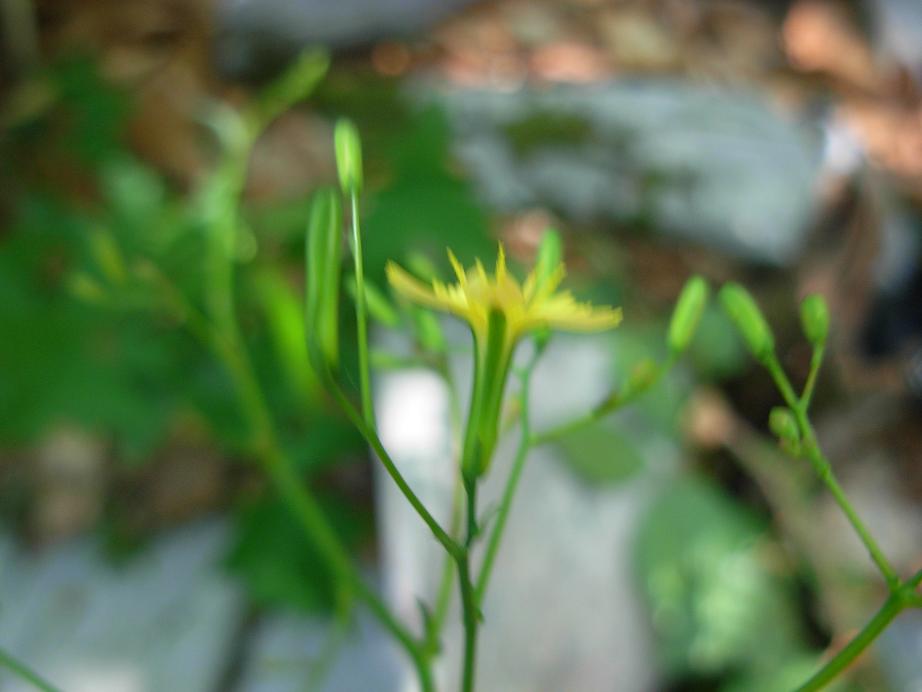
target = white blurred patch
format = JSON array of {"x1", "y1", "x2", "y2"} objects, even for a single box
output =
[{"x1": 377, "y1": 370, "x2": 450, "y2": 459}]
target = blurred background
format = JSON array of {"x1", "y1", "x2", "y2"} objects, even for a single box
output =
[{"x1": 2, "y1": 0, "x2": 922, "y2": 690}]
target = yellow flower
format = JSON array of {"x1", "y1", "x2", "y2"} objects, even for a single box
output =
[
  {"x1": 386, "y1": 242, "x2": 622, "y2": 480},
  {"x1": 385, "y1": 244, "x2": 622, "y2": 347}
]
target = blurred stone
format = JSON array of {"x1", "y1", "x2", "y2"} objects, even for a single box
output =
[
  {"x1": 416, "y1": 80, "x2": 821, "y2": 265},
  {"x1": 238, "y1": 603, "x2": 402, "y2": 692},
  {"x1": 214, "y1": 0, "x2": 476, "y2": 78},
  {"x1": 0, "y1": 520, "x2": 240, "y2": 692}
]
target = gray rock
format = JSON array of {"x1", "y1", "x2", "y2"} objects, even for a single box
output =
[
  {"x1": 215, "y1": 0, "x2": 476, "y2": 77},
  {"x1": 415, "y1": 81, "x2": 822, "y2": 265},
  {"x1": 0, "y1": 520, "x2": 241, "y2": 692}
]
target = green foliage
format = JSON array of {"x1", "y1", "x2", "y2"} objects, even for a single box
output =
[
  {"x1": 553, "y1": 424, "x2": 645, "y2": 486},
  {"x1": 363, "y1": 107, "x2": 493, "y2": 281},
  {"x1": 635, "y1": 475, "x2": 809, "y2": 681},
  {"x1": 225, "y1": 496, "x2": 369, "y2": 613}
]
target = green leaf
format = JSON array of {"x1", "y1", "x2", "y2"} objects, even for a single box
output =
[
  {"x1": 634, "y1": 475, "x2": 806, "y2": 679},
  {"x1": 553, "y1": 424, "x2": 645, "y2": 486},
  {"x1": 225, "y1": 496, "x2": 368, "y2": 613},
  {"x1": 363, "y1": 107, "x2": 493, "y2": 282}
]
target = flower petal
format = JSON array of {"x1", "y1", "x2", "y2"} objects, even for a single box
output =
[{"x1": 386, "y1": 262, "x2": 451, "y2": 312}]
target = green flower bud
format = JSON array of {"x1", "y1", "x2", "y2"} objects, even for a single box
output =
[
  {"x1": 305, "y1": 187, "x2": 343, "y2": 370},
  {"x1": 535, "y1": 228, "x2": 562, "y2": 290},
  {"x1": 719, "y1": 283, "x2": 775, "y2": 364},
  {"x1": 769, "y1": 406, "x2": 801, "y2": 455},
  {"x1": 334, "y1": 118, "x2": 363, "y2": 194},
  {"x1": 769, "y1": 406, "x2": 799, "y2": 442},
  {"x1": 800, "y1": 294, "x2": 830, "y2": 347},
  {"x1": 668, "y1": 275, "x2": 709, "y2": 354}
]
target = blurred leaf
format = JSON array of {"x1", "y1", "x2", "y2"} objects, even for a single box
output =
[
  {"x1": 253, "y1": 269, "x2": 320, "y2": 408},
  {"x1": 553, "y1": 424, "x2": 645, "y2": 486},
  {"x1": 610, "y1": 325, "x2": 686, "y2": 436},
  {"x1": 635, "y1": 475, "x2": 806, "y2": 680},
  {"x1": 363, "y1": 107, "x2": 493, "y2": 281},
  {"x1": 225, "y1": 495, "x2": 367, "y2": 613},
  {"x1": 723, "y1": 655, "x2": 846, "y2": 692}
]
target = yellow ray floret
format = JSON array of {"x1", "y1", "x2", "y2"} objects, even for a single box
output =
[{"x1": 385, "y1": 244, "x2": 622, "y2": 345}]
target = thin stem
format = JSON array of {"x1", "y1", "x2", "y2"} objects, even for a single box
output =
[
  {"x1": 173, "y1": 250, "x2": 431, "y2": 687},
  {"x1": 220, "y1": 347, "x2": 427, "y2": 674},
  {"x1": 910, "y1": 568, "x2": 922, "y2": 589},
  {"x1": 475, "y1": 353, "x2": 539, "y2": 604},
  {"x1": 764, "y1": 355, "x2": 900, "y2": 588},
  {"x1": 458, "y1": 480, "x2": 480, "y2": 692},
  {"x1": 426, "y1": 354, "x2": 467, "y2": 654},
  {"x1": 458, "y1": 551, "x2": 478, "y2": 692},
  {"x1": 349, "y1": 193, "x2": 374, "y2": 427},
  {"x1": 327, "y1": 378, "x2": 462, "y2": 560},
  {"x1": 796, "y1": 593, "x2": 905, "y2": 692},
  {"x1": 531, "y1": 355, "x2": 675, "y2": 447},
  {"x1": 0, "y1": 647, "x2": 61, "y2": 692},
  {"x1": 800, "y1": 344, "x2": 825, "y2": 409},
  {"x1": 430, "y1": 473, "x2": 464, "y2": 648}
]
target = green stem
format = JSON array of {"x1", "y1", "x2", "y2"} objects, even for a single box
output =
[
  {"x1": 800, "y1": 344, "x2": 825, "y2": 409},
  {"x1": 796, "y1": 593, "x2": 905, "y2": 692},
  {"x1": 765, "y1": 355, "x2": 900, "y2": 588},
  {"x1": 530, "y1": 356, "x2": 674, "y2": 447},
  {"x1": 425, "y1": 354, "x2": 467, "y2": 654},
  {"x1": 219, "y1": 342, "x2": 430, "y2": 682},
  {"x1": 458, "y1": 480, "x2": 480, "y2": 692},
  {"x1": 0, "y1": 648, "x2": 61, "y2": 692},
  {"x1": 910, "y1": 568, "x2": 922, "y2": 588},
  {"x1": 349, "y1": 193, "x2": 374, "y2": 428},
  {"x1": 475, "y1": 353, "x2": 539, "y2": 604},
  {"x1": 430, "y1": 473, "x2": 464, "y2": 648},
  {"x1": 327, "y1": 378, "x2": 462, "y2": 561},
  {"x1": 178, "y1": 246, "x2": 432, "y2": 688},
  {"x1": 458, "y1": 551, "x2": 478, "y2": 692}
]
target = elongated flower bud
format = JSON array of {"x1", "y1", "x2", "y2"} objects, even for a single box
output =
[
  {"x1": 800, "y1": 294, "x2": 830, "y2": 347},
  {"x1": 668, "y1": 275, "x2": 709, "y2": 354},
  {"x1": 305, "y1": 187, "x2": 343, "y2": 370},
  {"x1": 719, "y1": 283, "x2": 775, "y2": 364},
  {"x1": 334, "y1": 119, "x2": 363, "y2": 194}
]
